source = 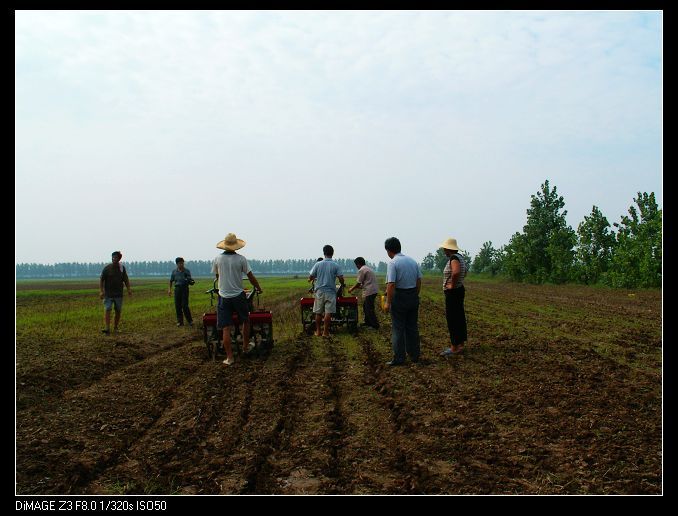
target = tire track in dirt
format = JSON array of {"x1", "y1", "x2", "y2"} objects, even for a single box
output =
[
  {"x1": 238, "y1": 334, "x2": 312, "y2": 494},
  {"x1": 316, "y1": 336, "x2": 351, "y2": 493},
  {"x1": 16, "y1": 339, "x2": 208, "y2": 494},
  {"x1": 356, "y1": 333, "x2": 432, "y2": 494},
  {"x1": 86, "y1": 350, "x2": 270, "y2": 494}
]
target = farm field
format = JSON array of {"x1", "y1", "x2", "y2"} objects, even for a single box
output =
[{"x1": 15, "y1": 276, "x2": 662, "y2": 495}]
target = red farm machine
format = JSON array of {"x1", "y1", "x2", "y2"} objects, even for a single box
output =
[
  {"x1": 202, "y1": 280, "x2": 273, "y2": 360},
  {"x1": 300, "y1": 284, "x2": 359, "y2": 334}
]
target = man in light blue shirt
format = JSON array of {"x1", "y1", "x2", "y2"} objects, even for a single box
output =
[
  {"x1": 383, "y1": 237, "x2": 423, "y2": 365},
  {"x1": 309, "y1": 245, "x2": 345, "y2": 337}
]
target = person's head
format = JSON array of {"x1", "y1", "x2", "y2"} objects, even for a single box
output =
[
  {"x1": 384, "y1": 237, "x2": 401, "y2": 259},
  {"x1": 175, "y1": 257, "x2": 185, "y2": 268},
  {"x1": 439, "y1": 238, "x2": 459, "y2": 258},
  {"x1": 354, "y1": 257, "x2": 366, "y2": 269},
  {"x1": 323, "y1": 245, "x2": 334, "y2": 258},
  {"x1": 111, "y1": 251, "x2": 122, "y2": 263}
]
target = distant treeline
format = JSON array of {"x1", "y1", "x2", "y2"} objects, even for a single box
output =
[
  {"x1": 16, "y1": 181, "x2": 662, "y2": 289},
  {"x1": 15, "y1": 258, "x2": 386, "y2": 279}
]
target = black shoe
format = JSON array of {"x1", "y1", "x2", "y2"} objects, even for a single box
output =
[
  {"x1": 101, "y1": 328, "x2": 110, "y2": 335},
  {"x1": 386, "y1": 360, "x2": 405, "y2": 366},
  {"x1": 177, "y1": 322, "x2": 184, "y2": 327}
]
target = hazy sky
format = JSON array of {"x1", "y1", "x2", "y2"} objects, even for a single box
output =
[{"x1": 15, "y1": 10, "x2": 662, "y2": 265}]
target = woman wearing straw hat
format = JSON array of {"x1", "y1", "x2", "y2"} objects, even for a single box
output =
[
  {"x1": 438, "y1": 238, "x2": 468, "y2": 356},
  {"x1": 211, "y1": 233, "x2": 263, "y2": 366}
]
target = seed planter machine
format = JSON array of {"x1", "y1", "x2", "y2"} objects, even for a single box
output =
[
  {"x1": 202, "y1": 280, "x2": 273, "y2": 360},
  {"x1": 300, "y1": 283, "x2": 359, "y2": 334}
]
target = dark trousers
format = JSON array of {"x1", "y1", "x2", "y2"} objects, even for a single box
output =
[
  {"x1": 391, "y1": 288, "x2": 420, "y2": 363},
  {"x1": 445, "y1": 286, "x2": 467, "y2": 345},
  {"x1": 363, "y1": 293, "x2": 379, "y2": 329},
  {"x1": 174, "y1": 285, "x2": 193, "y2": 324}
]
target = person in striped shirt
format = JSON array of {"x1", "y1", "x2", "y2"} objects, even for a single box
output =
[{"x1": 438, "y1": 238, "x2": 468, "y2": 356}]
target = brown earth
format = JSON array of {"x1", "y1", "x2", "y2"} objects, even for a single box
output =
[{"x1": 15, "y1": 279, "x2": 662, "y2": 495}]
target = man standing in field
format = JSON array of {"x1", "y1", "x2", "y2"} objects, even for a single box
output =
[
  {"x1": 212, "y1": 233, "x2": 263, "y2": 366},
  {"x1": 382, "y1": 237, "x2": 422, "y2": 365},
  {"x1": 99, "y1": 251, "x2": 132, "y2": 334},
  {"x1": 348, "y1": 257, "x2": 380, "y2": 330},
  {"x1": 168, "y1": 257, "x2": 195, "y2": 327},
  {"x1": 309, "y1": 245, "x2": 345, "y2": 337}
]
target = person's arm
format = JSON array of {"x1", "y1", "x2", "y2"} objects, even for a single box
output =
[
  {"x1": 308, "y1": 263, "x2": 318, "y2": 283},
  {"x1": 247, "y1": 271, "x2": 262, "y2": 293},
  {"x1": 446, "y1": 259, "x2": 461, "y2": 290},
  {"x1": 452, "y1": 259, "x2": 461, "y2": 288},
  {"x1": 99, "y1": 275, "x2": 105, "y2": 299},
  {"x1": 123, "y1": 270, "x2": 132, "y2": 295},
  {"x1": 211, "y1": 260, "x2": 219, "y2": 284},
  {"x1": 384, "y1": 282, "x2": 395, "y2": 312},
  {"x1": 168, "y1": 275, "x2": 174, "y2": 296},
  {"x1": 349, "y1": 269, "x2": 363, "y2": 293},
  {"x1": 416, "y1": 277, "x2": 422, "y2": 295},
  {"x1": 338, "y1": 274, "x2": 345, "y2": 287}
]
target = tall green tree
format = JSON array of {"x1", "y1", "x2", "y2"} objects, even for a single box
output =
[
  {"x1": 574, "y1": 205, "x2": 616, "y2": 284},
  {"x1": 503, "y1": 180, "x2": 576, "y2": 284},
  {"x1": 421, "y1": 252, "x2": 436, "y2": 271},
  {"x1": 606, "y1": 192, "x2": 662, "y2": 288},
  {"x1": 472, "y1": 241, "x2": 500, "y2": 275},
  {"x1": 501, "y1": 232, "x2": 528, "y2": 281}
]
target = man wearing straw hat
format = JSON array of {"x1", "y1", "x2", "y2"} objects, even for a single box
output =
[
  {"x1": 211, "y1": 233, "x2": 263, "y2": 366},
  {"x1": 438, "y1": 237, "x2": 468, "y2": 356}
]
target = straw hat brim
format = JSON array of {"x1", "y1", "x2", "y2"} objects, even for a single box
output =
[
  {"x1": 440, "y1": 239, "x2": 459, "y2": 251},
  {"x1": 216, "y1": 239, "x2": 246, "y2": 251}
]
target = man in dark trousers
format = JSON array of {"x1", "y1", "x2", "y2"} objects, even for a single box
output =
[
  {"x1": 348, "y1": 257, "x2": 380, "y2": 329},
  {"x1": 99, "y1": 251, "x2": 132, "y2": 334},
  {"x1": 382, "y1": 237, "x2": 422, "y2": 365},
  {"x1": 168, "y1": 257, "x2": 195, "y2": 326}
]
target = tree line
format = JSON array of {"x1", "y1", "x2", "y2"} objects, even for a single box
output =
[
  {"x1": 420, "y1": 180, "x2": 661, "y2": 289},
  {"x1": 15, "y1": 258, "x2": 384, "y2": 279},
  {"x1": 16, "y1": 180, "x2": 661, "y2": 289}
]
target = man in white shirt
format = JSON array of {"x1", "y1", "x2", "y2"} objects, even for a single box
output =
[
  {"x1": 211, "y1": 233, "x2": 262, "y2": 366},
  {"x1": 348, "y1": 256, "x2": 380, "y2": 329}
]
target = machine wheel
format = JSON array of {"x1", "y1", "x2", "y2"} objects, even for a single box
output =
[
  {"x1": 348, "y1": 306, "x2": 359, "y2": 333},
  {"x1": 203, "y1": 326, "x2": 211, "y2": 359},
  {"x1": 204, "y1": 326, "x2": 218, "y2": 360}
]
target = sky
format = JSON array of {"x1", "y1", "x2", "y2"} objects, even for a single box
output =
[{"x1": 15, "y1": 10, "x2": 662, "y2": 266}]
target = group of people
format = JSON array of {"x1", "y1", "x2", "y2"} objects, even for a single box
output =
[
  {"x1": 98, "y1": 233, "x2": 469, "y2": 367},
  {"x1": 307, "y1": 245, "x2": 380, "y2": 337}
]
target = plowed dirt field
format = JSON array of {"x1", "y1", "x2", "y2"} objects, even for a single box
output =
[{"x1": 16, "y1": 277, "x2": 662, "y2": 494}]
